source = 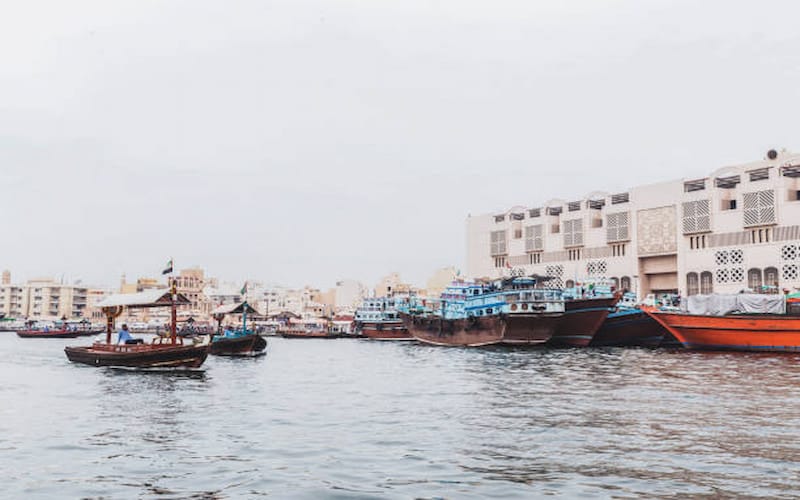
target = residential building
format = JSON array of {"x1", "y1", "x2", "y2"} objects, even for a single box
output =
[
  {"x1": 466, "y1": 149, "x2": 800, "y2": 298},
  {"x1": 0, "y1": 278, "x2": 89, "y2": 320}
]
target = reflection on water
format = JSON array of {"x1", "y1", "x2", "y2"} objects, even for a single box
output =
[{"x1": 1, "y1": 335, "x2": 799, "y2": 498}]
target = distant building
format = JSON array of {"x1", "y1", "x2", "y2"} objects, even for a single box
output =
[
  {"x1": 467, "y1": 149, "x2": 800, "y2": 298},
  {"x1": 374, "y1": 272, "x2": 413, "y2": 297},
  {"x1": 0, "y1": 278, "x2": 89, "y2": 320},
  {"x1": 425, "y1": 267, "x2": 458, "y2": 296},
  {"x1": 1, "y1": 270, "x2": 10, "y2": 285}
]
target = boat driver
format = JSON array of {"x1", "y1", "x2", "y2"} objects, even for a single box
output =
[{"x1": 223, "y1": 325, "x2": 236, "y2": 337}]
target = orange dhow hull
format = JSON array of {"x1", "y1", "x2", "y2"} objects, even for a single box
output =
[{"x1": 645, "y1": 310, "x2": 800, "y2": 352}]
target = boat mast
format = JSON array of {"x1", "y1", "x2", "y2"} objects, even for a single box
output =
[{"x1": 170, "y1": 278, "x2": 177, "y2": 344}]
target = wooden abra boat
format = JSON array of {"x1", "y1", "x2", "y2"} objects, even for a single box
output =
[
  {"x1": 209, "y1": 301, "x2": 268, "y2": 356},
  {"x1": 19, "y1": 329, "x2": 82, "y2": 338},
  {"x1": 644, "y1": 293, "x2": 800, "y2": 352},
  {"x1": 64, "y1": 284, "x2": 209, "y2": 369}
]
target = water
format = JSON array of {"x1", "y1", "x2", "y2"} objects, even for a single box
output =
[{"x1": 1, "y1": 334, "x2": 800, "y2": 499}]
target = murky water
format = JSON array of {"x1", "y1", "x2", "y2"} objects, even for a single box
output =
[{"x1": 1, "y1": 334, "x2": 799, "y2": 499}]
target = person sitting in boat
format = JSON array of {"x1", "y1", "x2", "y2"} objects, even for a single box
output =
[
  {"x1": 117, "y1": 324, "x2": 142, "y2": 345},
  {"x1": 222, "y1": 325, "x2": 236, "y2": 338}
]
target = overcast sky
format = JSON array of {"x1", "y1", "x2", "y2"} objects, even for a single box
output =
[{"x1": 1, "y1": 0, "x2": 798, "y2": 290}]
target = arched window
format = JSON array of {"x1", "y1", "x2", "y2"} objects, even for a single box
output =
[
  {"x1": 611, "y1": 277, "x2": 619, "y2": 290},
  {"x1": 747, "y1": 268, "x2": 763, "y2": 290},
  {"x1": 764, "y1": 267, "x2": 779, "y2": 289},
  {"x1": 565, "y1": 279, "x2": 575, "y2": 288},
  {"x1": 700, "y1": 271, "x2": 713, "y2": 294},
  {"x1": 687, "y1": 272, "x2": 699, "y2": 296},
  {"x1": 620, "y1": 276, "x2": 631, "y2": 291}
]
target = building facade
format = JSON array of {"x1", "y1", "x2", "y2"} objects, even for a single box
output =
[
  {"x1": 466, "y1": 149, "x2": 800, "y2": 298},
  {"x1": 0, "y1": 279, "x2": 89, "y2": 320}
]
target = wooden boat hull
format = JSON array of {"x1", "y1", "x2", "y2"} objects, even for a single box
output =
[
  {"x1": 16, "y1": 328, "x2": 103, "y2": 338},
  {"x1": 400, "y1": 312, "x2": 561, "y2": 347},
  {"x1": 279, "y1": 332, "x2": 338, "y2": 339},
  {"x1": 590, "y1": 309, "x2": 666, "y2": 347},
  {"x1": 18, "y1": 330, "x2": 81, "y2": 338},
  {"x1": 361, "y1": 321, "x2": 413, "y2": 340},
  {"x1": 548, "y1": 296, "x2": 619, "y2": 347},
  {"x1": 64, "y1": 343, "x2": 209, "y2": 368},
  {"x1": 209, "y1": 334, "x2": 267, "y2": 356},
  {"x1": 644, "y1": 310, "x2": 800, "y2": 352}
]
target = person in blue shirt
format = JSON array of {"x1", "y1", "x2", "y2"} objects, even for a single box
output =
[
  {"x1": 117, "y1": 324, "x2": 135, "y2": 344},
  {"x1": 223, "y1": 325, "x2": 236, "y2": 338}
]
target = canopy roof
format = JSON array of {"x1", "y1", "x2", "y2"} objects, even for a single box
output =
[
  {"x1": 211, "y1": 301, "x2": 260, "y2": 316},
  {"x1": 96, "y1": 289, "x2": 191, "y2": 309}
]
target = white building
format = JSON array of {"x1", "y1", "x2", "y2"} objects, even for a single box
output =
[
  {"x1": 0, "y1": 279, "x2": 89, "y2": 319},
  {"x1": 466, "y1": 149, "x2": 800, "y2": 298}
]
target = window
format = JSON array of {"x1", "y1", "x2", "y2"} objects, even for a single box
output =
[
  {"x1": 749, "y1": 168, "x2": 770, "y2": 182},
  {"x1": 715, "y1": 175, "x2": 741, "y2": 189},
  {"x1": 547, "y1": 206, "x2": 563, "y2": 216},
  {"x1": 524, "y1": 225, "x2": 543, "y2": 251},
  {"x1": 563, "y1": 219, "x2": 584, "y2": 247},
  {"x1": 689, "y1": 235, "x2": 707, "y2": 250},
  {"x1": 700, "y1": 271, "x2": 713, "y2": 294},
  {"x1": 588, "y1": 199, "x2": 605, "y2": 210},
  {"x1": 684, "y1": 179, "x2": 706, "y2": 192},
  {"x1": 606, "y1": 212, "x2": 630, "y2": 242},
  {"x1": 611, "y1": 244, "x2": 626, "y2": 257},
  {"x1": 529, "y1": 208, "x2": 541, "y2": 218},
  {"x1": 565, "y1": 280, "x2": 575, "y2": 288},
  {"x1": 682, "y1": 199, "x2": 711, "y2": 234},
  {"x1": 687, "y1": 272, "x2": 699, "y2": 296},
  {"x1": 514, "y1": 228, "x2": 523, "y2": 239},
  {"x1": 620, "y1": 276, "x2": 631, "y2": 291},
  {"x1": 743, "y1": 189, "x2": 776, "y2": 227},
  {"x1": 568, "y1": 249, "x2": 582, "y2": 261},
  {"x1": 490, "y1": 230, "x2": 507, "y2": 255},
  {"x1": 511, "y1": 213, "x2": 525, "y2": 221},
  {"x1": 611, "y1": 193, "x2": 629, "y2": 204},
  {"x1": 494, "y1": 215, "x2": 505, "y2": 223},
  {"x1": 750, "y1": 227, "x2": 772, "y2": 244},
  {"x1": 494, "y1": 256, "x2": 507, "y2": 268},
  {"x1": 747, "y1": 268, "x2": 763, "y2": 290},
  {"x1": 568, "y1": 201, "x2": 581, "y2": 212},
  {"x1": 527, "y1": 252, "x2": 542, "y2": 265},
  {"x1": 765, "y1": 267, "x2": 779, "y2": 288},
  {"x1": 721, "y1": 199, "x2": 737, "y2": 210}
]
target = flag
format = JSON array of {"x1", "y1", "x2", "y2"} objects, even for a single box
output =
[
  {"x1": 240, "y1": 281, "x2": 248, "y2": 295},
  {"x1": 162, "y1": 259, "x2": 173, "y2": 275}
]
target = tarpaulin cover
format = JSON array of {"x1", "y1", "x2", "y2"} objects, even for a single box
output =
[{"x1": 685, "y1": 294, "x2": 786, "y2": 315}]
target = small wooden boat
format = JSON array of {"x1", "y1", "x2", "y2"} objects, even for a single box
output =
[
  {"x1": 64, "y1": 284, "x2": 209, "y2": 369},
  {"x1": 279, "y1": 329, "x2": 339, "y2": 339},
  {"x1": 19, "y1": 329, "x2": 82, "y2": 338},
  {"x1": 209, "y1": 301, "x2": 268, "y2": 356}
]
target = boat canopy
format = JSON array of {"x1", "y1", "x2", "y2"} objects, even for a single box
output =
[
  {"x1": 96, "y1": 289, "x2": 191, "y2": 309},
  {"x1": 211, "y1": 301, "x2": 260, "y2": 316},
  {"x1": 686, "y1": 293, "x2": 786, "y2": 315}
]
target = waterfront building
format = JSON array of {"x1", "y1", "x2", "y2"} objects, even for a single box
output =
[
  {"x1": 466, "y1": 149, "x2": 800, "y2": 298},
  {"x1": 0, "y1": 278, "x2": 89, "y2": 320},
  {"x1": 2, "y1": 270, "x2": 10, "y2": 285}
]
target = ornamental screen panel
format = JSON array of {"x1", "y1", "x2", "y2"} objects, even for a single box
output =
[
  {"x1": 524, "y1": 225, "x2": 544, "y2": 252},
  {"x1": 563, "y1": 219, "x2": 584, "y2": 247},
  {"x1": 682, "y1": 199, "x2": 711, "y2": 234},
  {"x1": 743, "y1": 189, "x2": 776, "y2": 227},
  {"x1": 606, "y1": 212, "x2": 630, "y2": 242},
  {"x1": 490, "y1": 230, "x2": 507, "y2": 255}
]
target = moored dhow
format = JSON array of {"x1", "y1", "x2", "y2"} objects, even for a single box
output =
[
  {"x1": 644, "y1": 293, "x2": 800, "y2": 352},
  {"x1": 209, "y1": 301, "x2": 268, "y2": 356},
  {"x1": 399, "y1": 276, "x2": 564, "y2": 347},
  {"x1": 354, "y1": 296, "x2": 412, "y2": 340},
  {"x1": 590, "y1": 293, "x2": 668, "y2": 347}
]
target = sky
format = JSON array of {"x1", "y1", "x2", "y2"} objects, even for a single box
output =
[{"x1": 1, "y1": 0, "x2": 799, "y2": 290}]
